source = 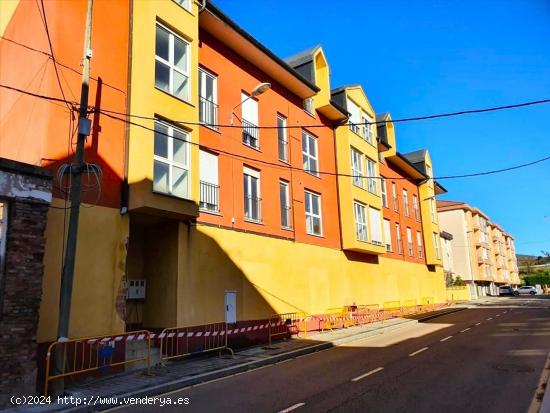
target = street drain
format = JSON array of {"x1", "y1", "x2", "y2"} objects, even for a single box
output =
[{"x1": 492, "y1": 363, "x2": 534, "y2": 373}]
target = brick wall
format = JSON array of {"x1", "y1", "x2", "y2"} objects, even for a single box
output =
[{"x1": 0, "y1": 159, "x2": 52, "y2": 406}]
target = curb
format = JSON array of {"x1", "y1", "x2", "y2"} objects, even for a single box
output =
[
  {"x1": 44, "y1": 319, "x2": 418, "y2": 412},
  {"x1": 413, "y1": 306, "x2": 468, "y2": 322},
  {"x1": 529, "y1": 351, "x2": 550, "y2": 413}
]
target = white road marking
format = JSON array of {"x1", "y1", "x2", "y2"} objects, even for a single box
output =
[
  {"x1": 351, "y1": 367, "x2": 384, "y2": 382},
  {"x1": 278, "y1": 403, "x2": 305, "y2": 413},
  {"x1": 487, "y1": 317, "x2": 493, "y2": 320},
  {"x1": 495, "y1": 314, "x2": 500, "y2": 317},
  {"x1": 460, "y1": 328, "x2": 471, "y2": 332},
  {"x1": 409, "y1": 347, "x2": 429, "y2": 357},
  {"x1": 475, "y1": 322, "x2": 481, "y2": 326},
  {"x1": 440, "y1": 336, "x2": 453, "y2": 342}
]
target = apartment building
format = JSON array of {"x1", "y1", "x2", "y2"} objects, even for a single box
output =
[
  {"x1": 437, "y1": 200, "x2": 520, "y2": 297},
  {"x1": 1, "y1": 0, "x2": 452, "y2": 350}
]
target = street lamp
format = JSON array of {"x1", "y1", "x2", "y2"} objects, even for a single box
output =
[{"x1": 230, "y1": 82, "x2": 271, "y2": 125}]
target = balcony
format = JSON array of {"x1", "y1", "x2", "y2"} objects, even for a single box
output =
[
  {"x1": 280, "y1": 205, "x2": 291, "y2": 229},
  {"x1": 242, "y1": 119, "x2": 259, "y2": 149},
  {"x1": 199, "y1": 96, "x2": 218, "y2": 130},
  {"x1": 244, "y1": 195, "x2": 262, "y2": 223},
  {"x1": 199, "y1": 181, "x2": 219, "y2": 213}
]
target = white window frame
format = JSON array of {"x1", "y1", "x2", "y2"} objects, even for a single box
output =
[
  {"x1": 153, "y1": 119, "x2": 190, "y2": 199},
  {"x1": 279, "y1": 180, "x2": 291, "y2": 229},
  {"x1": 199, "y1": 68, "x2": 218, "y2": 129},
  {"x1": 413, "y1": 195, "x2": 419, "y2": 221},
  {"x1": 353, "y1": 201, "x2": 368, "y2": 242},
  {"x1": 396, "y1": 222, "x2": 403, "y2": 254},
  {"x1": 155, "y1": 22, "x2": 190, "y2": 101},
  {"x1": 302, "y1": 130, "x2": 319, "y2": 176},
  {"x1": 433, "y1": 232, "x2": 441, "y2": 259},
  {"x1": 305, "y1": 190, "x2": 322, "y2": 236},
  {"x1": 350, "y1": 148, "x2": 364, "y2": 188},
  {"x1": 277, "y1": 115, "x2": 288, "y2": 163},
  {"x1": 403, "y1": 189, "x2": 410, "y2": 217},
  {"x1": 392, "y1": 182, "x2": 398, "y2": 212},
  {"x1": 406, "y1": 227, "x2": 413, "y2": 256},
  {"x1": 417, "y1": 231, "x2": 423, "y2": 258},
  {"x1": 243, "y1": 167, "x2": 261, "y2": 222},
  {"x1": 172, "y1": 0, "x2": 191, "y2": 10},
  {"x1": 366, "y1": 157, "x2": 378, "y2": 195},
  {"x1": 381, "y1": 177, "x2": 388, "y2": 207},
  {"x1": 384, "y1": 219, "x2": 392, "y2": 252},
  {"x1": 362, "y1": 114, "x2": 374, "y2": 144},
  {"x1": 430, "y1": 198, "x2": 437, "y2": 223},
  {"x1": 347, "y1": 98, "x2": 361, "y2": 135},
  {"x1": 426, "y1": 164, "x2": 433, "y2": 188}
]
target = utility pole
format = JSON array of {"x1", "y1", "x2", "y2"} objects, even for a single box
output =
[{"x1": 52, "y1": 0, "x2": 93, "y2": 395}]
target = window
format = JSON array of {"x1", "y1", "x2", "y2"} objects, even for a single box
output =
[
  {"x1": 350, "y1": 148, "x2": 364, "y2": 188},
  {"x1": 243, "y1": 167, "x2": 261, "y2": 222},
  {"x1": 241, "y1": 93, "x2": 259, "y2": 149},
  {"x1": 433, "y1": 232, "x2": 441, "y2": 259},
  {"x1": 280, "y1": 180, "x2": 291, "y2": 229},
  {"x1": 155, "y1": 23, "x2": 189, "y2": 101},
  {"x1": 173, "y1": 0, "x2": 190, "y2": 9},
  {"x1": 396, "y1": 223, "x2": 403, "y2": 254},
  {"x1": 302, "y1": 131, "x2": 319, "y2": 176},
  {"x1": 303, "y1": 98, "x2": 314, "y2": 114},
  {"x1": 406, "y1": 227, "x2": 413, "y2": 256},
  {"x1": 384, "y1": 219, "x2": 392, "y2": 252},
  {"x1": 347, "y1": 98, "x2": 361, "y2": 135},
  {"x1": 354, "y1": 202, "x2": 368, "y2": 242},
  {"x1": 199, "y1": 69, "x2": 218, "y2": 129},
  {"x1": 413, "y1": 195, "x2": 419, "y2": 221},
  {"x1": 277, "y1": 116, "x2": 288, "y2": 162},
  {"x1": 153, "y1": 120, "x2": 190, "y2": 198},
  {"x1": 366, "y1": 157, "x2": 377, "y2": 194},
  {"x1": 426, "y1": 164, "x2": 433, "y2": 188},
  {"x1": 381, "y1": 178, "x2": 388, "y2": 207},
  {"x1": 199, "y1": 150, "x2": 219, "y2": 212},
  {"x1": 416, "y1": 231, "x2": 423, "y2": 258},
  {"x1": 403, "y1": 189, "x2": 410, "y2": 217},
  {"x1": 430, "y1": 198, "x2": 437, "y2": 223},
  {"x1": 369, "y1": 207, "x2": 383, "y2": 245},
  {"x1": 362, "y1": 114, "x2": 374, "y2": 144},
  {"x1": 392, "y1": 182, "x2": 398, "y2": 211},
  {"x1": 305, "y1": 191, "x2": 322, "y2": 236}
]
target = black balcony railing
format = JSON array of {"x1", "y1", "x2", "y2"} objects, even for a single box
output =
[
  {"x1": 199, "y1": 96, "x2": 218, "y2": 129},
  {"x1": 280, "y1": 205, "x2": 291, "y2": 228},
  {"x1": 200, "y1": 181, "x2": 219, "y2": 212},
  {"x1": 244, "y1": 195, "x2": 261, "y2": 222},
  {"x1": 242, "y1": 119, "x2": 259, "y2": 149},
  {"x1": 278, "y1": 138, "x2": 288, "y2": 162}
]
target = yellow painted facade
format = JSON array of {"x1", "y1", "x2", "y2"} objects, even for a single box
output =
[
  {"x1": 0, "y1": 0, "x2": 19, "y2": 35},
  {"x1": 417, "y1": 152, "x2": 443, "y2": 267},
  {"x1": 335, "y1": 87, "x2": 385, "y2": 254},
  {"x1": 184, "y1": 225, "x2": 446, "y2": 323},
  {"x1": 127, "y1": 0, "x2": 200, "y2": 210},
  {"x1": 38, "y1": 199, "x2": 128, "y2": 342}
]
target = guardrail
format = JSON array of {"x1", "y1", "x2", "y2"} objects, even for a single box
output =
[
  {"x1": 268, "y1": 312, "x2": 299, "y2": 346},
  {"x1": 44, "y1": 330, "x2": 151, "y2": 396},
  {"x1": 159, "y1": 322, "x2": 233, "y2": 362}
]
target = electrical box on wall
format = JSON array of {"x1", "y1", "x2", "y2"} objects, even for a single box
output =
[{"x1": 126, "y1": 279, "x2": 146, "y2": 300}]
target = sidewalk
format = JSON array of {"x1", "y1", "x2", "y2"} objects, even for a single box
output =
[{"x1": 6, "y1": 307, "x2": 465, "y2": 413}]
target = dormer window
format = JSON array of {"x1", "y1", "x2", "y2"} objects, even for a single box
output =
[{"x1": 303, "y1": 98, "x2": 314, "y2": 115}]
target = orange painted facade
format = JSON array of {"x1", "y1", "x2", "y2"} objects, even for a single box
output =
[
  {"x1": 0, "y1": 0, "x2": 129, "y2": 207},
  {"x1": 380, "y1": 160, "x2": 425, "y2": 264},
  {"x1": 197, "y1": 30, "x2": 341, "y2": 249}
]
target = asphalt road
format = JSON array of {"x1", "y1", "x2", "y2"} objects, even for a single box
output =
[{"x1": 111, "y1": 296, "x2": 550, "y2": 413}]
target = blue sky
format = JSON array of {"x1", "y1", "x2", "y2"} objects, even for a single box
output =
[{"x1": 215, "y1": 0, "x2": 550, "y2": 255}]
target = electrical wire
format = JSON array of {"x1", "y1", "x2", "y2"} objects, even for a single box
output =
[
  {"x1": 2, "y1": 83, "x2": 549, "y2": 181},
  {"x1": 93, "y1": 99, "x2": 550, "y2": 129},
  {"x1": 37, "y1": 0, "x2": 73, "y2": 114}
]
